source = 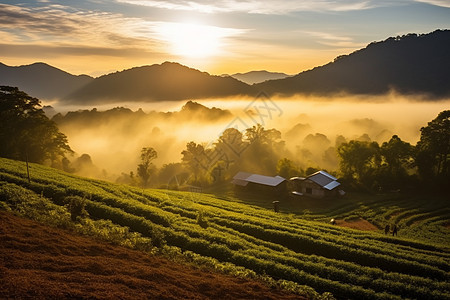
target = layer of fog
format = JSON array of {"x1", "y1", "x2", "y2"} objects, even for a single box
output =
[{"x1": 47, "y1": 95, "x2": 450, "y2": 181}]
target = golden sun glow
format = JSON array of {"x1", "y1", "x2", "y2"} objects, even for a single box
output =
[{"x1": 156, "y1": 22, "x2": 234, "y2": 58}]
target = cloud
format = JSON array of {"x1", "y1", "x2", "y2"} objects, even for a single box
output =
[
  {"x1": 414, "y1": 0, "x2": 450, "y2": 8},
  {"x1": 300, "y1": 31, "x2": 366, "y2": 49},
  {"x1": 302, "y1": 31, "x2": 354, "y2": 41},
  {"x1": 0, "y1": 3, "x2": 245, "y2": 53},
  {"x1": 0, "y1": 43, "x2": 161, "y2": 58},
  {"x1": 116, "y1": 0, "x2": 378, "y2": 14}
]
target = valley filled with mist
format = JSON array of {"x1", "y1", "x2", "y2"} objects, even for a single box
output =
[{"x1": 47, "y1": 95, "x2": 450, "y2": 187}]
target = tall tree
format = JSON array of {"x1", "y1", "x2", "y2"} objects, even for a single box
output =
[
  {"x1": 243, "y1": 124, "x2": 284, "y2": 174},
  {"x1": 0, "y1": 86, "x2": 72, "y2": 163},
  {"x1": 415, "y1": 110, "x2": 450, "y2": 180},
  {"x1": 381, "y1": 135, "x2": 414, "y2": 174},
  {"x1": 181, "y1": 142, "x2": 206, "y2": 181},
  {"x1": 137, "y1": 147, "x2": 157, "y2": 188},
  {"x1": 213, "y1": 128, "x2": 247, "y2": 178}
]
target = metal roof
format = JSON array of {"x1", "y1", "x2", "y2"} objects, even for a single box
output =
[
  {"x1": 311, "y1": 170, "x2": 337, "y2": 180},
  {"x1": 306, "y1": 171, "x2": 340, "y2": 190},
  {"x1": 323, "y1": 181, "x2": 341, "y2": 191},
  {"x1": 231, "y1": 179, "x2": 249, "y2": 186},
  {"x1": 233, "y1": 172, "x2": 252, "y2": 181},
  {"x1": 307, "y1": 171, "x2": 336, "y2": 186},
  {"x1": 232, "y1": 172, "x2": 286, "y2": 187}
]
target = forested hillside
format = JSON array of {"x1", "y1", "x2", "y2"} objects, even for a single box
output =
[{"x1": 256, "y1": 30, "x2": 450, "y2": 97}]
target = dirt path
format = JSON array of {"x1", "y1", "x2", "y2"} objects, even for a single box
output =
[
  {"x1": 335, "y1": 218, "x2": 379, "y2": 231},
  {"x1": 0, "y1": 211, "x2": 304, "y2": 299}
]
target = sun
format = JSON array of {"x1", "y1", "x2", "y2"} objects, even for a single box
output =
[{"x1": 157, "y1": 22, "x2": 229, "y2": 58}]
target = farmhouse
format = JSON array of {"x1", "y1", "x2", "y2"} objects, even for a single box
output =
[
  {"x1": 231, "y1": 171, "x2": 287, "y2": 194},
  {"x1": 290, "y1": 171, "x2": 343, "y2": 199}
]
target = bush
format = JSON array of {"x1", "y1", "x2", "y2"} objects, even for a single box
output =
[{"x1": 65, "y1": 195, "x2": 89, "y2": 222}]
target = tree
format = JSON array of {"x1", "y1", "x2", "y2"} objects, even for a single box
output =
[
  {"x1": 381, "y1": 135, "x2": 414, "y2": 174},
  {"x1": 213, "y1": 128, "x2": 248, "y2": 179},
  {"x1": 338, "y1": 140, "x2": 381, "y2": 185},
  {"x1": 415, "y1": 110, "x2": 450, "y2": 181},
  {"x1": 137, "y1": 147, "x2": 157, "y2": 188},
  {"x1": 181, "y1": 142, "x2": 206, "y2": 181},
  {"x1": 245, "y1": 124, "x2": 282, "y2": 148},
  {"x1": 375, "y1": 135, "x2": 415, "y2": 190},
  {"x1": 276, "y1": 158, "x2": 300, "y2": 179},
  {"x1": 243, "y1": 124, "x2": 285, "y2": 174},
  {"x1": 0, "y1": 86, "x2": 72, "y2": 163},
  {"x1": 215, "y1": 128, "x2": 247, "y2": 160}
]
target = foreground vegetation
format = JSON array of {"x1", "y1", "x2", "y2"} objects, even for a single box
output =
[{"x1": 1, "y1": 157, "x2": 449, "y2": 299}]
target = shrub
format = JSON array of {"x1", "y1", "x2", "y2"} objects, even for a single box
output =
[{"x1": 65, "y1": 195, "x2": 89, "y2": 222}]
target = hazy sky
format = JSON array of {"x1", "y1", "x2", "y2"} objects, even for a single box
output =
[{"x1": 0, "y1": 0, "x2": 449, "y2": 76}]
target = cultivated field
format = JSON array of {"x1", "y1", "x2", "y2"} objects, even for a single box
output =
[{"x1": 1, "y1": 157, "x2": 449, "y2": 299}]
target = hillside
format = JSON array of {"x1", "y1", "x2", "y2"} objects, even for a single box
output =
[
  {"x1": 2, "y1": 30, "x2": 448, "y2": 102},
  {"x1": 230, "y1": 70, "x2": 290, "y2": 84},
  {"x1": 0, "y1": 62, "x2": 93, "y2": 100},
  {"x1": 0, "y1": 211, "x2": 302, "y2": 300},
  {"x1": 51, "y1": 101, "x2": 232, "y2": 126},
  {"x1": 256, "y1": 30, "x2": 450, "y2": 97},
  {"x1": 1, "y1": 157, "x2": 449, "y2": 299},
  {"x1": 64, "y1": 62, "x2": 253, "y2": 103}
]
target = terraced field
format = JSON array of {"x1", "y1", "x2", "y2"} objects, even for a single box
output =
[{"x1": 1, "y1": 157, "x2": 449, "y2": 299}]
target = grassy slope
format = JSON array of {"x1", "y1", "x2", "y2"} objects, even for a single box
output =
[{"x1": 0, "y1": 157, "x2": 449, "y2": 299}]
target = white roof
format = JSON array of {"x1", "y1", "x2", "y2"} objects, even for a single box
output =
[{"x1": 232, "y1": 172, "x2": 286, "y2": 187}]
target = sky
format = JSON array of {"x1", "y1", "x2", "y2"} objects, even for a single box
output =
[{"x1": 0, "y1": 0, "x2": 449, "y2": 77}]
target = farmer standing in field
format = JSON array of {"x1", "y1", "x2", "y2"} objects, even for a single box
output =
[
  {"x1": 384, "y1": 224, "x2": 390, "y2": 234},
  {"x1": 392, "y1": 224, "x2": 398, "y2": 236}
]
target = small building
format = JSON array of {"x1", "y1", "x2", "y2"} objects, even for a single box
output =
[
  {"x1": 231, "y1": 171, "x2": 287, "y2": 194},
  {"x1": 290, "y1": 171, "x2": 343, "y2": 198}
]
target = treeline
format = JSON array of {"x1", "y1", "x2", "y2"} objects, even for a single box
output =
[
  {"x1": 118, "y1": 124, "x2": 292, "y2": 188},
  {"x1": 127, "y1": 110, "x2": 449, "y2": 194},
  {"x1": 338, "y1": 111, "x2": 449, "y2": 192},
  {"x1": 127, "y1": 110, "x2": 450, "y2": 192},
  {"x1": 1, "y1": 86, "x2": 448, "y2": 193}
]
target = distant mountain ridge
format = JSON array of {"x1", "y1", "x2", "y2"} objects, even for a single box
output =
[
  {"x1": 0, "y1": 62, "x2": 93, "y2": 100},
  {"x1": 230, "y1": 70, "x2": 290, "y2": 84},
  {"x1": 65, "y1": 62, "x2": 253, "y2": 103},
  {"x1": 255, "y1": 30, "x2": 450, "y2": 97},
  {"x1": 1, "y1": 29, "x2": 449, "y2": 102}
]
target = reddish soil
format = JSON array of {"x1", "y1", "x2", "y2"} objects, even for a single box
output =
[
  {"x1": 0, "y1": 211, "x2": 304, "y2": 300},
  {"x1": 335, "y1": 218, "x2": 378, "y2": 231}
]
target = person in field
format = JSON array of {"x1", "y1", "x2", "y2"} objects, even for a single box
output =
[
  {"x1": 392, "y1": 224, "x2": 398, "y2": 236},
  {"x1": 384, "y1": 224, "x2": 390, "y2": 235}
]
